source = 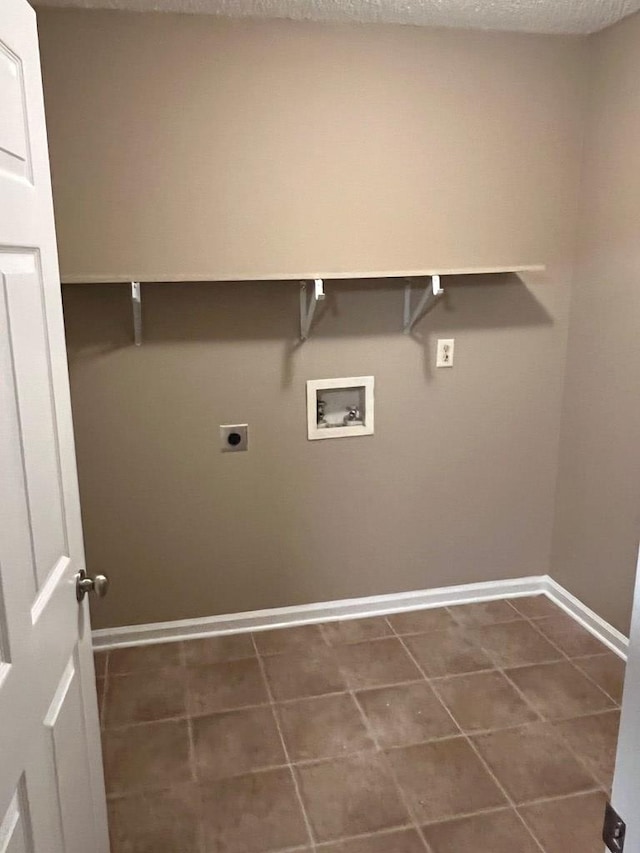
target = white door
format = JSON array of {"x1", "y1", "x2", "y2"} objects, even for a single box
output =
[
  {"x1": 0, "y1": 0, "x2": 110, "y2": 851},
  {"x1": 609, "y1": 544, "x2": 640, "y2": 851}
]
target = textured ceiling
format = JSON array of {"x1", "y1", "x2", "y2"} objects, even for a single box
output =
[{"x1": 33, "y1": 0, "x2": 640, "y2": 35}]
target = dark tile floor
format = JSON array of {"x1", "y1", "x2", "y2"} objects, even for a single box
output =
[{"x1": 95, "y1": 595, "x2": 625, "y2": 853}]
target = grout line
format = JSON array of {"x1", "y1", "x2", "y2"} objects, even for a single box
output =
[
  {"x1": 515, "y1": 788, "x2": 607, "y2": 851},
  {"x1": 504, "y1": 661, "x2": 621, "y2": 718},
  {"x1": 514, "y1": 785, "x2": 606, "y2": 811},
  {"x1": 415, "y1": 786, "x2": 608, "y2": 829},
  {"x1": 505, "y1": 609, "x2": 620, "y2": 787},
  {"x1": 572, "y1": 655, "x2": 623, "y2": 706},
  {"x1": 419, "y1": 803, "x2": 519, "y2": 829},
  {"x1": 447, "y1": 606, "x2": 618, "y2": 721},
  {"x1": 521, "y1": 614, "x2": 618, "y2": 699},
  {"x1": 103, "y1": 762, "x2": 296, "y2": 801},
  {"x1": 251, "y1": 632, "x2": 318, "y2": 852},
  {"x1": 493, "y1": 670, "x2": 545, "y2": 723},
  {"x1": 275, "y1": 677, "x2": 424, "y2": 699},
  {"x1": 180, "y1": 640, "x2": 199, "y2": 789},
  {"x1": 321, "y1": 617, "x2": 435, "y2": 853},
  {"x1": 389, "y1": 619, "x2": 547, "y2": 852},
  {"x1": 186, "y1": 712, "x2": 205, "y2": 853},
  {"x1": 264, "y1": 847, "x2": 309, "y2": 853},
  {"x1": 442, "y1": 599, "x2": 556, "y2": 734},
  {"x1": 269, "y1": 847, "x2": 310, "y2": 853},
  {"x1": 522, "y1": 611, "x2": 616, "y2": 700},
  {"x1": 422, "y1": 633, "x2": 549, "y2": 733},
  {"x1": 102, "y1": 711, "x2": 199, "y2": 732},
  {"x1": 515, "y1": 612, "x2": 620, "y2": 793},
  {"x1": 314, "y1": 825, "x2": 416, "y2": 849},
  {"x1": 454, "y1": 607, "x2": 619, "y2": 797},
  {"x1": 379, "y1": 616, "x2": 495, "y2": 853}
]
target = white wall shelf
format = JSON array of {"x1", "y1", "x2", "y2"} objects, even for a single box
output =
[
  {"x1": 61, "y1": 264, "x2": 545, "y2": 285},
  {"x1": 73, "y1": 266, "x2": 546, "y2": 346}
]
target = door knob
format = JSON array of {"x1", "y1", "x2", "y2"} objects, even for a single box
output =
[{"x1": 76, "y1": 569, "x2": 110, "y2": 602}]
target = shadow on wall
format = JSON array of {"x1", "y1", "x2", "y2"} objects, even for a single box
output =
[{"x1": 62, "y1": 272, "x2": 552, "y2": 386}]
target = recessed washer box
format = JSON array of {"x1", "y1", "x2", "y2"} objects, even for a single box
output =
[{"x1": 306, "y1": 376, "x2": 374, "y2": 440}]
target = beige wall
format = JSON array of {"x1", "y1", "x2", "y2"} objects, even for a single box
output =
[
  {"x1": 551, "y1": 12, "x2": 640, "y2": 635},
  {"x1": 63, "y1": 277, "x2": 571, "y2": 630},
  {"x1": 37, "y1": 11, "x2": 585, "y2": 281},
  {"x1": 36, "y1": 11, "x2": 587, "y2": 630}
]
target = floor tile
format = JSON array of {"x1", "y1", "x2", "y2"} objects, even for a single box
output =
[
  {"x1": 182, "y1": 632, "x2": 255, "y2": 666},
  {"x1": 104, "y1": 668, "x2": 186, "y2": 727},
  {"x1": 387, "y1": 608, "x2": 456, "y2": 636},
  {"x1": 472, "y1": 620, "x2": 562, "y2": 667},
  {"x1": 318, "y1": 828, "x2": 426, "y2": 852},
  {"x1": 356, "y1": 682, "x2": 458, "y2": 748},
  {"x1": 447, "y1": 600, "x2": 521, "y2": 628},
  {"x1": 107, "y1": 784, "x2": 201, "y2": 853},
  {"x1": 253, "y1": 624, "x2": 328, "y2": 656},
  {"x1": 508, "y1": 595, "x2": 561, "y2": 619},
  {"x1": 99, "y1": 607, "x2": 623, "y2": 853},
  {"x1": 473, "y1": 722, "x2": 598, "y2": 804},
  {"x1": 321, "y1": 617, "x2": 393, "y2": 645},
  {"x1": 386, "y1": 737, "x2": 505, "y2": 823},
  {"x1": 404, "y1": 628, "x2": 494, "y2": 678},
  {"x1": 574, "y1": 653, "x2": 626, "y2": 703},
  {"x1": 263, "y1": 647, "x2": 347, "y2": 701},
  {"x1": 102, "y1": 719, "x2": 192, "y2": 795},
  {"x1": 505, "y1": 661, "x2": 616, "y2": 720},
  {"x1": 432, "y1": 671, "x2": 538, "y2": 733},
  {"x1": 533, "y1": 613, "x2": 606, "y2": 657},
  {"x1": 192, "y1": 705, "x2": 286, "y2": 781},
  {"x1": 335, "y1": 638, "x2": 422, "y2": 690},
  {"x1": 519, "y1": 791, "x2": 609, "y2": 853},
  {"x1": 186, "y1": 658, "x2": 268, "y2": 715},
  {"x1": 553, "y1": 710, "x2": 620, "y2": 787},
  {"x1": 422, "y1": 808, "x2": 540, "y2": 853},
  {"x1": 296, "y1": 752, "x2": 409, "y2": 842},
  {"x1": 109, "y1": 642, "x2": 183, "y2": 674},
  {"x1": 94, "y1": 651, "x2": 108, "y2": 678},
  {"x1": 277, "y1": 693, "x2": 373, "y2": 762},
  {"x1": 200, "y1": 767, "x2": 309, "y2": 853}
]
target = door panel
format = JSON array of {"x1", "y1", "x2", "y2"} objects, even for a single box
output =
[
  {"x1": 4, "y1": 263, "x2": 68, "y2": 590},
  {"x1": 0, "y1": 784, "x2": 34, "y2": 853},
  {"x1": 45, "y1": 654, "x2": 98, "y2": 853},
  {"x1": 0, "y1": 41, "x2": 31, "y2": 181},
  {"x1": 0, "y1": 1, "x2": 110, "y2": 851},
  {"x1": 610, "y1": 545, "x2": 640, "y2": 850},
  {"x1": 3, "y1": 261, "x2": 67, "y2": 595}
]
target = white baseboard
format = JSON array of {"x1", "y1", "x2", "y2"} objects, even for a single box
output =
[
  {"x1": 542, "y1": 576, "x2": 629, "y2": 660},
  {"x1": 93, "y1": 574, "x2": 629, "y2": 659},
  {"x1": 93, "y1": 575, "x2": 546, "y2": 649}
]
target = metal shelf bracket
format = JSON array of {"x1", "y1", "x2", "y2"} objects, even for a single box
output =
[
  {"x1": 300, "y1": 278, "x2": 325, "y2": 341},
  {"x1": 131, "y1": 281, "x2": 142, "y2": 346},
  {"x1": 403, "y1": 274, "x2": 443, "y2": 333}
]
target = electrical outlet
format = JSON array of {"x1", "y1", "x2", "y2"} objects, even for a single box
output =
[
  {"x1": 220, "y1": 424, "x2": 248, "y2": 452},
  {"x1": 436, "y1": 339, "x2": 455, "y2": 368}
]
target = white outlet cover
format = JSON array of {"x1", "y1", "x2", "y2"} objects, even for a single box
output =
[{"x1": 436, "y1": 339, "x2": 455, "y2": 368}]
